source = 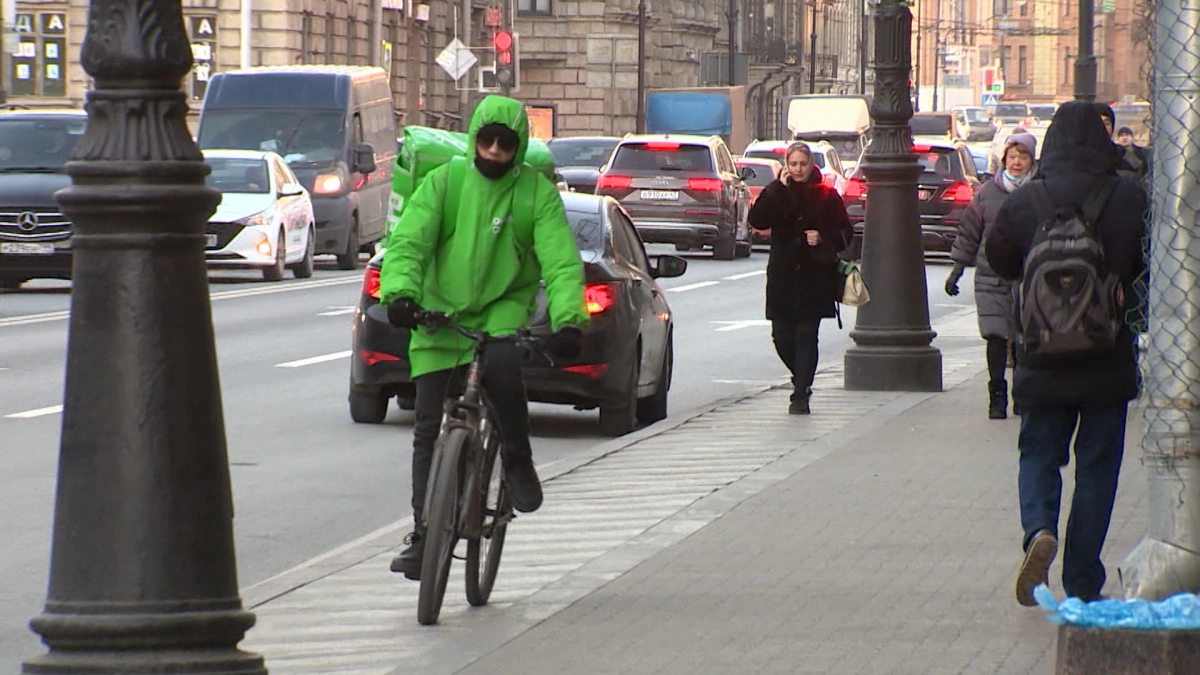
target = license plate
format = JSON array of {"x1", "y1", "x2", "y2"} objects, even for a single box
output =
[
  {"x1": 205, "y1": 234, "x2": 219, "y2": 247},
  {"x1": 918, "y1": 189, "x2": 933, "y2": 200},
  {"x1": 1, "y1": 242, "x2": 55, "y2": 255},
  {"x1": 640, "y1": 190, "x2": 679, "y2": 201}
]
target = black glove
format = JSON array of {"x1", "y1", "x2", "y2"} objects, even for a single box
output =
[
  {"x1": 386, "y1": 297, "x2": 423, "y2": 329},
  {"x1": 944, "y1": 264, "x2": 964, "y2": 297},
  {"x1": 545, "y1": 326, "x2": 584, "y2": 359}
]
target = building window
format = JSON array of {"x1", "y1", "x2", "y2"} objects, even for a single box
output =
[
  {"x1": 1063, "y1": 49, "x2": 1073, "y2": 84},
  {"x1": 518, "y1": 0, "x2": 551, "y2": 14},
  {"x1": 9, "y1": 12, "x2": 68, "y2": 97},
  {"x1": 1018, "y1": 46, "x2": 1027, "y2": 84},
  {"x1": 1019, "y1": 0, "x2": 1027, "y2": 16}
]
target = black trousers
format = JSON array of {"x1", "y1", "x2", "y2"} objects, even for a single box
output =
[
  {"x1": 771, "y1": 319, "x2": 821, "y2": 401},
  {"x1": 986, "y1": 336, "x2": 1015, "y2": 384},
  {"x1": 410, "y1": 340, "x2": 531, "y2": 525}
]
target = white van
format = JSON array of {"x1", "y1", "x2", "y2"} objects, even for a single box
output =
[{"x1": 782, "y1": 95, "x2": 871, "y2": 172}]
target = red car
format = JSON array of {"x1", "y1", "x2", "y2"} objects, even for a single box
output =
[{"x1": 734, "y1": 157, "x2": 782, "y2": 245}]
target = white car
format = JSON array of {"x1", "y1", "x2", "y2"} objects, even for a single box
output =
[
  {"x1": 740, "y1": 139, "x2": 849, "y2": 195},
  {"x1": 203, "y1": 149, "x2": 316, "y2": 281}
]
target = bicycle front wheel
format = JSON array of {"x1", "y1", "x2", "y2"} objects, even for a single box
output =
[
  {"x1": 465, "y1": 432, "x2": 511, "y2": 607},
  {"x1": 417, "y1": 426, "x2": 468, "y2": 626}
]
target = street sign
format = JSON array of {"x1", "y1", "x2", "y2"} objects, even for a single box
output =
[
  {"x1": 982, "y1": 92, "x2": 999, "y2": 107},
  {"x1": 436, "y1": 38, "x2": 476, "y2": 81}
]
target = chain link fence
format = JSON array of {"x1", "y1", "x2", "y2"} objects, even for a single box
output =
[{"x1": 1118, "y1": 0, "x2": 1200, "y2": 600}]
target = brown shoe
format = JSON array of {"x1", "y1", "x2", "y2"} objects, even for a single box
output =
[{"x1": 1015, "y1": 530, "x2": 1058, "y2": 607}]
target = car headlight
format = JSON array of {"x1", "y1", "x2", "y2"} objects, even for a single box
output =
[
  {"x1": 313, "y1": 168, "x2": 346, "y2": 195},
  {"x1": 236, "y1": 212, "x2": 272, "y2": 227}
]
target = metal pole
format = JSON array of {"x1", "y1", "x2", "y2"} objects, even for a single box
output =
[
  {"x1": 1074, "y1": 0, "x2": 1096, "y2": 101},
  {"x1": 843, "y1": 0, "x2": 942, "y2": 392},
  {"x1": 0, "y1": 0, "x2": 11, "y2": 103},
  {"x1": 727, "y1": 0, "x2": 737, "y2": 86},
  {"x1": 931, "y1": 0, "x2": 939, "y2": 110},
  {"x1": 859, "y1": 0, "x2": 868, "y2": 95},
  {"x1": 809, "y1": 0, "x2": 818, "y2": 93},
  {"x1": 240, "y1": 0, "x2": 252, "y2": 69},
  {"x1": 636, "y1": 0, "x2": 646, "y2": 133},
  {"x1": 912, "y1": 0, "x2": 920, "y2": 111},
  {"x1": 370, "y1": 0, "x2": 383, "y2": 65},
  {"x1": 21, "y1": 0, "x2": 266, "y2": 672},
  {"x1": 460, "y1": 0, "x2": 471, "y2": 123},
  {"x1": 1118, "y1": 0, "x2": 1200, "y2": 600}
]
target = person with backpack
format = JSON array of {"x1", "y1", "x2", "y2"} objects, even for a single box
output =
[
  {"x1": 945, "y1": 131, "x2": 1037, "y2": 420},
  {"x1": 985, "y1": 100, "x2": 1148, "y2": 606},
  {"x1": 748, "y1": 141, "x2": 853, "y2": 415},
  {"x1": 379, "y1": 95, "x2": 590, "y2": 579}
]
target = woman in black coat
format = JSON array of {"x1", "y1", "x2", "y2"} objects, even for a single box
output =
[{"x1": 748, "y1": 141, "x2": 853, "y2": 414}]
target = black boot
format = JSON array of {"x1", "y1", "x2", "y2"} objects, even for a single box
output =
[
  {"x1": 789, "y1": 387, "x2": 812, "y2": 415},
  {"x1": 503, "y1": 445, "x2": 544, "y2": 513},
  {"x1": 390, "y1": 525, "x2": 425, "y2": 580},
  {"x1": 989, "y1": 380, "x2": 1008, "y2": 420}
]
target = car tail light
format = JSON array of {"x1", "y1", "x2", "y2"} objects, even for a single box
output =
[
  {"x1": 821, "y1": 173, "x2": 836, "y2": 189},
  {"x1": 562, "y1": 364, "x2": 609, "y2": 379},
  {"x1": 363, "y1": 266, "x2": 381, "y2": 299},
  {"x1": 844, "y1": 177, "x2": 866, "y2": 200},
  {"x1": 686, "y1": 177, "x2": 723, "y2": 192},
  {"x1": 359, "y1": 349, "x2": 400, "y2": 366},
  {"x1": 585, "y1": 282, "x2": 616, "y2": 315},
  {"x1": 596, "y1": 174, "x2": 631, "y2": 191},
  {"x1": 912, "y1": 143, "x2": 932, "y2": 153},
  {"x1": 941, "y1": 182, "x2": 974, "y2": 203},
  {"x1": 771, "y1": 146, "x2": 787, "y2": 155},
  {"x1": 644, "y1": 141, "x2": 680, "y2": 151}
]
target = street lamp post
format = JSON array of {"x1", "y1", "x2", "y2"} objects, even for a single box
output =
[
  {"x1": 843, "y1": 0, "x2": 943, "y2": 392},
  {"x1": 727, "y1": 0, "x2": 738, "y2": 86},
  {"x1": 636, "y1": 0, "x2": 646, "y2": 133},
  {"x1": 809, "y1": 0, "x2": 819, "y2": 93},
  {"x1": 1074, "y1": 0, "x2": 1096, "y2": 101},
  {"x1": 21, "y1": 0, "x2": 265, "y2": 672}
]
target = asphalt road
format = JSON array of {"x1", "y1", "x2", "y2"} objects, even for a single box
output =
[{"x1": 0, "y1": 249, "x2": 972, "y2": 668}]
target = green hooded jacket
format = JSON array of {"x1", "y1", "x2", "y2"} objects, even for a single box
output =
[{"x1": 379, "y1": 95, "x2": 588, "y2": 378}]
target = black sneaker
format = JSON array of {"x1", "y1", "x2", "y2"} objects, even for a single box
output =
[
  {"x1": 788, "y1": 398, "x2": 811, "y2": 415},
  {"x1": 1015, "y1": 529, "x2": 1058, "y2": 607},
  {"x1": 389, "y1": 531, "x2": 424, "y2": 580},
  {"x1": 504, "y1": 457, "x2": 543, "y2": 513}
]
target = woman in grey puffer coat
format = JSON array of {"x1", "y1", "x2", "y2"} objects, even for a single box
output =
[{"x1": 945, "y1": 131, "x2": 1037, "y2": 419}]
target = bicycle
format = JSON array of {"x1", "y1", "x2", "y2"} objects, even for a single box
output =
[{"x1": 413, "y1": 311, "x2": 542, "y2": 626}]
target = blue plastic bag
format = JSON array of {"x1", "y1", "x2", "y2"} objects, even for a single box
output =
[{"x1": 1035, "y1": 584, "x2": 1200, "y2": 629}]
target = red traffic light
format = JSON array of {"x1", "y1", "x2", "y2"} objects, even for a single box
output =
[
  {"x1": 498, "y1": 51, "x2": 513, "y2": 65},
  {"x1": 493, "y1": 31, "x2": 513, "y2": 52}
]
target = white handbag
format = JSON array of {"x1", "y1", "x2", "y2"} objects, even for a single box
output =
[{"x1": 838, "y1": 262, "x2": 871, "y2": 307}]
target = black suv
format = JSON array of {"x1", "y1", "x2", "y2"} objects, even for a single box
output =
[
  {"x1": 841, "y1": 139, "x2": 982, "y2": 258},
  {"x1": 595, "y1": 134, "x2": 752, "y2": 260},
  {"x1": 0, "y1": 109, "x2": 87, "y2": 289}
]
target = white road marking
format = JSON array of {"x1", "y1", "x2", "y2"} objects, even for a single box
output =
[
  {"x1": 712, "y1": 379, "x2": 780, "y2": 385},
  {"x1": 275, "y1": 350, "x2": 352, "y2": 368},
  {"x1": 318, "y1": 306, "x2": 357, "y2": 316},
  {"x1": 723, "y1": 269, "x2": 766, "y2": 281},
  {"x1": 5, "y1": 404, "x2": 63, "y2": 419},
  {"x1": 665, "y1": 280, "x2": 720, "y2": 293},
  {"x1": 712, "y1": 320, "x2": 771, "y2": 332},
  {"x1": 0, "y1": 276, "x2": 362, "y2": 329}
]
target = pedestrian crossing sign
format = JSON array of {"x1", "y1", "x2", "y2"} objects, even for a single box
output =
[{"x1": 982, "y1": 93, "x2": 999, "y2": 107}]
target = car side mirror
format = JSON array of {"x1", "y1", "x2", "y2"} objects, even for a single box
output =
[
  {"x1": 279, "y1": 182, "x2": 305, "y2": 197},
  {"x1": 354, "y1": 143, "x2": 377, "y2": 174},
  {"x1": 652, "y1": 254, "x2": 688, "y2": 279},
  {"x1": 979, "y1": 172, "x2": 993, "y2": 182},
  {"x1": 738, "y1": 166, "x2": 753, "y2": 180}
]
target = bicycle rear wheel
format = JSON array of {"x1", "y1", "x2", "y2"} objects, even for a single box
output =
[
  {"x1": 417, "y1": 426, "x2": 468, "y2": 626},
  {"x1": 465, "y1": 432, "x2": 512, "y2": 606}
]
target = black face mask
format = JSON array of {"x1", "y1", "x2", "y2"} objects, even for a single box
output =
[{"x1": 475, "y1": 155, "x2": 515, "y2": 180}]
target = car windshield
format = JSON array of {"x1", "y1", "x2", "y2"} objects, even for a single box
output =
[
  {"x1": 994, "y1": 104, "x2": 1028, "y2": 119},
  {"x1": 744, "y1": 148, "x2": 826, "y2": 168},
  {"x1": 197, "y1": 110, "x2": 345, "y2": 167},
  {"x1": 1029, "y1": 105, "x2": 1056, "y2": 121},
  {"x1": 736, "y1": 163, "x2": 777, "y2": 186},
  {"x1": 914, "y1": 147, "x2": 958, "y2": 178},
  {"x1": 964, "y1": 108, "x2": 989, "y2": 123},
  {"x1": 549, "y1": 139, "x2": 618, "y2": 168},
  {"x1": 205, "y1": 157, "x2": 272, "y2": 194},
  {"x1": 565, "y1": 210, "x2": 606, "y2": 255},
  {"x1": 609, "y1": 143, "x2": 713, "y2": 171},
  {"x1": 0, "y1": 117, "x2": 86, "y2": 171},
  {"x1": 911, "y1": 116, "x2": 952, "y2": 135}
]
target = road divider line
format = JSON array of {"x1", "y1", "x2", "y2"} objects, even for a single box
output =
[
  {"x1": 275, "y1": 351, "x2": 352, "y2": 368},
  {"x1": 723, "y1": 270, "x2": 766, "y2": 281},
  {"x1": 665, "y1": 280, "x2": 720, "y2": 293},
  {"x1": 5, "y1": 404, "x2": 63, "y2": 419}
]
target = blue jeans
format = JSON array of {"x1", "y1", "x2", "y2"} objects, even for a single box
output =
[{"x1": 1018, "y1": 404, "x2": 1127, "y2": 600}]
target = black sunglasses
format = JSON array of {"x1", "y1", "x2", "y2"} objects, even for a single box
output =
[{"x1": 477, "y1": 129, "x2": 519, "y2": 152}]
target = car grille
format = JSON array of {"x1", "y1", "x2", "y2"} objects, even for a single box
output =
[
  {"x1": 0, "y1": 209, "x2": 73, "y2": 242},
  {"x1": 206, "y1": 222, "x2": 244, "y2": 250}
]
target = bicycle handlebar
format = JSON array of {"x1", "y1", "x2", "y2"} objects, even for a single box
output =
[{"x1": 415, "y1": 310, "x2": 539, "y2": 350}]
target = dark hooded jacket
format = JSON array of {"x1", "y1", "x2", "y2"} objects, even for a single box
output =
[
  {"x1": 748, "y1": 167, "x2": 853, "y2": 322},
  {"x1": 985, "y1": 101, "x2": 1148, "y2": 409}
]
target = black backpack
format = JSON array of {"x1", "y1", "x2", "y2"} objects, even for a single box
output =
[{"x1": 1017, "y1": 179, "x2": 1122, "y2": 364}]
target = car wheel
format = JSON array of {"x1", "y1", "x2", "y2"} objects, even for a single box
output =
[
  {"x1": 262, "y1": 232, "x2": 286, "y2": 282},
  {"x1": 599, "y1": 358, "x2": 639, "y2": 437},
  {"x1": 336, "y1": 217, "x2": 360, "y2": 271},
  {"x1": 636, "y1": 335, "x2": 671, "y2": 425},
  {"x1": 712, "y1": 234, "x2": 736, "y2": 260},
  {"x1": 349, "y1": 388, "x2": 389, "y2": 423},
  {"x1": 397, "y1": 394, "x2": 416, "y2": 411},
  {"x1": 290, "y1": 225, "x2": 315, "y2": 279},
  {"x1": 735, "y1": 240, "x2": 753, "y2": 258}
]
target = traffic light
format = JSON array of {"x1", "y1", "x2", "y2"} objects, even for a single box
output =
[{"x1": 493, "y1": 30, "x2": 516, "y2": 89}]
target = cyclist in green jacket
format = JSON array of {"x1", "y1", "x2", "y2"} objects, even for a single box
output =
[{"x1": 379, "y1": 95, "x2": 589, "y2": 579}]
